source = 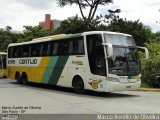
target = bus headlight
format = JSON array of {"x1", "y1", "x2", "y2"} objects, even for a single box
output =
[{"x1": 108, "y1": 77, "x2": 120, "y2": 82}]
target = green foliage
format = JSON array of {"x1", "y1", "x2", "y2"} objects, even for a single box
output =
[
  {"x1": 55, "y1": 16, "x2": 100, "y2": 34},
  {"x1": 150, "y1": 32, "x2": 160, "y2": 42},
  {"x1": 57, "y1": 0, "x2": 112, "y2": 21},
  {"x1": 142, "y1": 41, "x2": 160, "y2": 88},
  {"x1": 0, "y1": 30, "x2": 21, "y2": 51},
  {"x1": 141, "y1": 82, "x2": 151, "y2": 88},
  {"x1": 56, "y1": 16, "x2": 152, "y2": 47},
  {"x1": 18, "y1": 26, "x2": 55, "y2": 42},
  {"x1": 106, "y1": 18, "x2": 152, "y2": 46},
  {"x1": 0, "y1": 26, "x2": 56, "y2": 52}
]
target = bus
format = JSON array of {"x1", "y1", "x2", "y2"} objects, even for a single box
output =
[
  {"x1": 7, "y1": 31, "x2": 149, "y2": 93},
  {"x1": 0, "y1": 52, "x2": 7, "y2": 78}
]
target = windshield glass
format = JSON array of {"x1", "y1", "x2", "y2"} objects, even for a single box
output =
[
  {"x1": 108, "y1": 46, "x2": 140, "y2": 76},
  {"x1": 104, "y1": 34, "x2": 136, "y2": 46}
]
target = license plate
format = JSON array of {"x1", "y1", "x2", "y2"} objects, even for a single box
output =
[{"x1": 126, "y1": 86, "x2": 131, "y2": 88}]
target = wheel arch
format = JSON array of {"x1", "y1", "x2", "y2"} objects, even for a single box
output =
[
  {"x1": 72, "y1": 75, "x2": 85, "y2": 89},
  {"x1": 15, "y1": 71, "x2": 20, "y2": 79},
  {"x1": 21, "y1": 72, "x2": 28, "y2": 80}
]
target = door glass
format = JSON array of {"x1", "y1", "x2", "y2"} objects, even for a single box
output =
[{"x1": 86, "y1": 34, "x2": 106, "y2": 76}]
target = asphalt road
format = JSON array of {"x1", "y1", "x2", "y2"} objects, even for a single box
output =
[{"x1": 0, "y1": 78, "x2": 160, "y2": 119}]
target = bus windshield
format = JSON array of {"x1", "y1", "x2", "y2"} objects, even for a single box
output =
[
  {"x1": 104, "y1": 34, "x2": 136, "y2": 46},
  {"x1": 108, "y1": 46, "x2": 140, "y2": 76}
]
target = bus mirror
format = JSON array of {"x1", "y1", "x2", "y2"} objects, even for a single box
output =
[
  {"x1": 102, "y1": 43, "x2": 113, "y2": 58},
  {"x1": 136, "y1": 46, "x2": 149, "y2": 60}
]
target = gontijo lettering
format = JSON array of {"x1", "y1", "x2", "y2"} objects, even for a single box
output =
[
  {"x1": 8, "y1": 60, "x2": 15, "y2": 64},
  {"x1": 19, "y1": 59, "x2": 37, "y2": 64}
]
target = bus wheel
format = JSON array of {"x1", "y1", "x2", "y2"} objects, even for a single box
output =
[
  {"x1": 15, "y1": 72, "x2": 21, "y2": 84},
  {"x1": 72, "y1": 77, "x2": 84, "y2": 94},
  {"x1": 21, "y1": 73, "x2": 28, "y2": 85}
]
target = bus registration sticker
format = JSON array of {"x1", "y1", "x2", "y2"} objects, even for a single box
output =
[{"x1": 89, "y1": 80, "x2": 102, "y2": 89}]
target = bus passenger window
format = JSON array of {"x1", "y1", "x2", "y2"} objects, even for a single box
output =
[
  {"x1": 78, "y1": 39, "x2": 84, "y2": 54},
  {"x1": 41, "y1": 43, "x2": 49, "y2": 56},
  {"x1": 51, "y1": 42, "x2": 58, "y2": 56},
  {"x1": 72, "y1": 38, "x2": 84, "y2": 55},
  {"x1": 8, "y1": 47, "x2": 13, "y2": 58},
  {"x1": 31, "y1": 44, "x2": 41, "y2": 57},
  {"x1": 13, "y1": 46, "x2": 21, "y2": 58},
  {"x1": 22, "y1": 45, "x2": 29, "y2": 57},
  {"x1": 58, "y1": 41, "x2": 68, "y2": 55},
  {"x1": 68, "y1": 40, "x2": 73, "y2": 54}
]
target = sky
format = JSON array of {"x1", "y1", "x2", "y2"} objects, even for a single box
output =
[{"x1": 0, "y1": 0, "x2": 160, "y2": 33}]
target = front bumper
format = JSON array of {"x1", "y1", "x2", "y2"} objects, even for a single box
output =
[{"x1": 105, "y1": 80, "x2": 141, "y2": 92}]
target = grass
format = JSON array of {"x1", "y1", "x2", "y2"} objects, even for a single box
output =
[{"x1": 141, "y1": 82, "x2": 151, "y2": 88}]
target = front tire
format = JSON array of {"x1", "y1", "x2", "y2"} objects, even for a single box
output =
[{"x1": 73, "y1": 77, "x2": 84, "y2": 94}]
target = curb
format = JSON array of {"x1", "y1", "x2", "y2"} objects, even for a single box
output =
[{"x1": 138, "y1": 88, "x2": 160, "y2": 92}]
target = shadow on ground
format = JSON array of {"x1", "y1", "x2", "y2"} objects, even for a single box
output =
[{"x1": 9, "y1": 81, "x2": 139, "y2": 98}]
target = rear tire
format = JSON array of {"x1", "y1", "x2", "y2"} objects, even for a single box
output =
[
  {"x1": 21, "y1": 73, "x2": 28, "y2": 85},
  {"x1": 73, "y1": 77, "x2": 84, "y2": 94},
  {"x1": 15, "y1": 72, "x2": 21, "y2": 84}
]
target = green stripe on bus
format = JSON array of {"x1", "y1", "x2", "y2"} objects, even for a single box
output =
[
  {"x1": 41, "y1": 57, "x2": 59, "y2": 84},
  {"x1": 48, "y1": 56, "x2": 69, "y2": 85}
]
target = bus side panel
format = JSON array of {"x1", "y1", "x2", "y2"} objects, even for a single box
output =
[
  {"x1": 7, "y1": 66, "x2": 28, "y2": 80},
  {"x1": 41, "y1": 57, "x2": 59, "y2": 84},
  {"x1": 7, "y1": 57, "x2": 50, "y2": 82},
  {"x1": 41, "y1": 56, "x2": 69, "y2": 85},
  {"x1": 0, "y1": 69, "x2": 7, "y2": 77},
  {"x1": 29, "y1": 57, "x2": 50, "y2": 83},
  {"x1": 84, "y1": 67, "x2": 107, "y2": 92},
  {"x1": 58, "y1": 56, "x2": 86, "y2": 88}
]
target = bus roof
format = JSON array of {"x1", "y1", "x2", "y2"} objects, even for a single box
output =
[
  {"x1": 83, "y1": 31, "x2": 132, "y2": 37},
  {"x1": 0, "y1": 52, "x2": 7, "y2": 55},
  {"x1": 8, "y1": 31, "x2": 132, "y2": 47}
]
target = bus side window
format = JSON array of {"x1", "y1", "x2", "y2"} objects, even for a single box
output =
[
  {"x1": 41, "y1": 43, "x2": 49, "y2": 56},
  {"x1": 22, "y1": 45, "x2": 29, "y2": 57},
  {"x1": 8, "y1": 47, "x2": 13, "y2": 58},
  {"x1": 78, "y1": 38, "x2": 84, "y2": 54},
  {"x1": 30, "y1": 44, "x2": 41, "y2": 57},
  {"x1": 13, "y1": 46, "x2": 21, "y2": 58},
  {"x1": 58, "y1": 40, "x2": 69, "y2": 55},
  {"x1": 63, "y1": 41, "x2": 69, "y2": 55},
  {"x1": 72, "y1": 37, "x2": 84, "y2": 55},
  {"x1": 18, "y1": 46, "x2": 22, "y2": 58},
  {"x1": 68, "y1": 40, "x2": 73, "y2": 54},
  {"x1": 13, "y1": 47, "x2": 17, "y2": 58},
  {"x1": 51, "y1": 42, "x2": 58, "y2": 56}
]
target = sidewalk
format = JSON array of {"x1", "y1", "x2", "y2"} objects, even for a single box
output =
[{"x1": 138, "y1": 88, "x2": 160, "y2": 92}]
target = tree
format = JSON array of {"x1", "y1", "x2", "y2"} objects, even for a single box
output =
[
  {"x1": 54, "y1": 16, "x2": 100, "y2": 34},
  {"x1": 18, "y1": 26, "x2": 55, "y2": 42},
  {"x1": 0, "y1": 30, "x2": 20, "y2": 51},
  {"x1": 57, "y1": 0, "x2": 112, "y2": 21},
  {"x1": 0, "y1": 25, "x2": 56, "y2": 52},
  {"x1": 142, "y1": 41, "x2": 160, "y2": 88},
  {"x1": 150, "y1": 32, "x2": 160, "y2": 42},
  {"x1": 5, "y1": 26, "x2": 12, "y2": 31},
  {"x1": 106, "y1": 18, "x2": 152, "y2": 46}
]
